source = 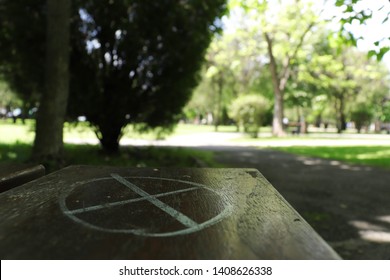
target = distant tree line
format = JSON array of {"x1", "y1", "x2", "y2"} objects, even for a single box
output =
[{"x1": 185, "y1": 0, "x2": 390, "y2": 136}]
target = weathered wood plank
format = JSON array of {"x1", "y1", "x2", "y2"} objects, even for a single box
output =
[
  {"x1": 0, "y1": 164, "x2": 45, "y2": 193},
  {"x1": 0, "y1": 166, "x2": 340, "y2": 259}
]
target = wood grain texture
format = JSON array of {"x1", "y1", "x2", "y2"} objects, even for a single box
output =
[
  {"x1": 0, "y1": 166, "x2": 340, "y2": 259},
  {"x1": 0, "y1": 164, "x2": 45, "y2": 193}
]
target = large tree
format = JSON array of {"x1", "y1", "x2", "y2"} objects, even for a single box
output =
[
  {"x1": 32, "y1": 0, "x2": 71, "y2": 164},
  {"x1": 0, "y1": 1, "x2": 46, "y2": 115},
  {"x1": 0, "y1": 0, "x2": 227, "y2": 154},
  {"x1": 230, "y1": 0, "x2": 321, "y2": 136},
  {"x1": 68, "y1": 1, "x2": 226, "y2": 152}
]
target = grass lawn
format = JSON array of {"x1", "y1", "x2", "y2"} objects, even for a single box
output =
[
  {"x1": 0, "y1": 120, "x2": 221, "y2": 169},
  {"x1": 0, "y1": 119, "x2": 35, "y2": 144},
  {"x1": 0, "y1": 142, "x2": 221, "y2": 170},
  {"x1": 272, "y1": 146, "x2": 390, "y2": 169},
  {"x1": 64, "y1": 122, "x2": 240, "y2": 141},
  {"x1": 64, "y1": 145, "x2": 221, "y2": 168},
  {"x1": 2, "y1": 119, "x2": 389, "y2": 169}
]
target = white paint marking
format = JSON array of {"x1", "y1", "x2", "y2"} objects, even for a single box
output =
[
  {"x1": 59, "y1": 176, "x2": 233, "y2": 237},
  {"x1": 111, "y1": 173, "x2": 199, "y2": 228},
  {"x1": 64, "y1": 186, "x2": 202, "y2": 215},
  {"x1": 61, "y1": 203, "x2": 233, "y2": 237}
]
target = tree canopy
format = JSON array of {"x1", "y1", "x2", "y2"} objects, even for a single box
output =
[
  {"x1": 184, "y1": 0, "x2": 390, "y2": 135},
  {"x1": 0, "y1": 0, "x2": 227, "y2": 152}
]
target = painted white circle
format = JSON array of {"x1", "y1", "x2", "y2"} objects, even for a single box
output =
[{"x1": 59, "y1": 175, "x2": 233, "y2": 237}]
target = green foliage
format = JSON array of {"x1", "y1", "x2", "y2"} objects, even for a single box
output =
[
  {"x1": 0, "y1": 79, "x2": 23, "y2": 108},
  {"x1": 188, "y1": 0, "x2": 390, "y2": 136},
  {"x1": 296, "y1": 29, "x2": 390, "y2": 132},
  {"x1": 334, "y1": 0, "x2": 389, "y2": 61},
  {"x1": 350, "y1": 104, "x2": 373, "y2": 133},
  {"x1": 227, "y1": 0, "x2": 322, "y2": 135},
  {"x1": 0, "y1": 0, "x2": 227, "y2": 153},
  {"x1": 185, "y1": 30, "x2": 247, "y2": 126},
  {"x1": 381, "y1": 100, "x2": 390, "y2": 123},
  {"x1": 0, "y1": 0, "x2": 45, "y2": 107},
  {"x1": 229, "y1": 94, "x2": 270, "y2": 138}
]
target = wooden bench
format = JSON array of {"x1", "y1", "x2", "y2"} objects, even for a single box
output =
[
  {"x1": 0, "y1": 166, "x2": 340, "y2": 259},
  {"x1": 0, "y1": 164, "x2": 45, "y2": 193},
  {"x1": 286, "y1": 122, "x2": 301, "y2": 134}
]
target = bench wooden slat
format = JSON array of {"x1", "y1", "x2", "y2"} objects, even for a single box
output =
[
  {"x1": 0, "y1": 166, "x2": 340, "y2": 259},
  {"x1": 0, "y1": 164, "x2": 45, "y2": 193}
]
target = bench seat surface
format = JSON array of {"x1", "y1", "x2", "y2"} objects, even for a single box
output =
[{"x1": 0, "y1": 166, "x2": 340, "y2": 259}]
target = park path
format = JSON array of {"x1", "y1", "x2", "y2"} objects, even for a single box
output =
[
  {"x1": 65, "y1": 130, "x2": 390, "y2": 147},
  {"x1": 120, "y1": 131, "x2": 390, "y2": 147}
]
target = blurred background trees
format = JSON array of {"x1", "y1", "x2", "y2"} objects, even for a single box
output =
[{"x1": 184, "y1": 0, "x2": 389, "y2": 135}]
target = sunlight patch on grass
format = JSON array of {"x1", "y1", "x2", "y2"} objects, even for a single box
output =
[
  {"x1": 63, "y1": 122, "x2": 96, "y2": 140},
  {"x1": 0, "y1": 120, "x2": 35, "y2": 144},
  {"x1": 355, "y1": 149, "x2": 390, "y2": 160},
  {"x1": 273, "y1": 146, "x2": 390, "y2": 168}
]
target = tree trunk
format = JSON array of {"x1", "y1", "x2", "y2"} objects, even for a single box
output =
[
  {"x1": 335, "y1": 99, "x2": 342, "y2": 133},
  {"x1": 264, "y1": 33, "x2": 285, "y2": 137},
  {"x1": 374, "y1": 120, "x2": 381, "y2": 133},
  {"x1": 214, "y1": 74, "x2": 223, "y2": 132},
  {"x1": 272, "y1": 90, "x2": 285, "y2": 136},
  {"x1": 335, "y1": 96, "x2": 347, "y2": 134},
  {"x1": 96, "y1": 123, "x2": 123, "y2": 154},
  {"x1": 32, "y1": 0, "x2": 71, "y2": 168}
]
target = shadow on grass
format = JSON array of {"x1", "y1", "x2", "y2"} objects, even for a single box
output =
[{"x1": 0, "y1": 143, "x2": 220, "y2": 172}]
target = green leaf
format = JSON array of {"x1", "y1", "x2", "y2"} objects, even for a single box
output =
[
  {"x1": 335, "y1": 0, "x2": 344, "y2": 7},
  {"x1": 206, "y1": 65, "x2": 219, "y2": 78},
  {"x1": 367, "y1": 50, "x2": 377, "y2": 58},
  {"x1": 347, "y1": 31, "x2": 357, "y2": 46},
  {"x1": 378, "y1": 47, "x2": 390, "y2": 61}
]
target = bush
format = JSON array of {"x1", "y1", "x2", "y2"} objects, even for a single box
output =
[
  {"x1": 350, "y1": 105, "x2": 373, "y2": 133},
  {"x1": 229, "y1": 95, "x2": 269, "y2": 138}
]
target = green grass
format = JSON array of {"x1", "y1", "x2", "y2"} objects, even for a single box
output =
[
  {"x1": 272, "y1": 146, "x2": 390, "y2": 168},
  {"x1": 0, "y1": 142, "x2": 221, "y2": 168},
  {"x1": 0, "y1": 119, "x2": 241, "y2": 144},
  {"x1": 0, "y1": 120, "x2": 222, "y2": 169},
  {"x1": 0, "y1": 143, "x2": 32, "y2": 163},
  {"x1": 64, "y1": 145, "x2": 220, "y2": 168},
  {"x1": 0, "y1": 119, "x2": 35, "y2": 144},
  {"x1": 2, "y1": 120, "x2": 389, "y2": 169}
]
